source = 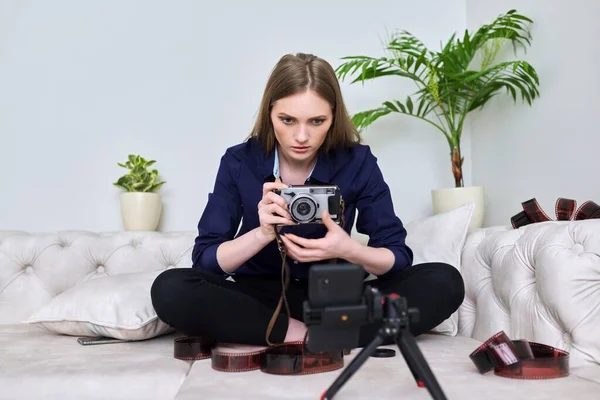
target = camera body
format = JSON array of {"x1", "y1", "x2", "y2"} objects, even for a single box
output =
[{"x1": 274, "y1": 184, "x2": 342, "y2": 224}]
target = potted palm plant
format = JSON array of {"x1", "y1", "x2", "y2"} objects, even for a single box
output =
[
  {"x1": 113, "y1": 154, "x2": 166, "y2": 231},
  {"x1": 336, "y1": 9, "x2": 540, "y2": 229}
]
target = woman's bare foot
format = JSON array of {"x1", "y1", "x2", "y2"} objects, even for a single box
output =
[{"x1": 284, "y1": 317, "x2": 308, "y2": 342}]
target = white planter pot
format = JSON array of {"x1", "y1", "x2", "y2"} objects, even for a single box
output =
[
  {"x1": 431, "y1": 185, "x2": 485, "y2": 230},
  {"x1": 119, "y1": 192, "x2": 162, "y2": 231}
]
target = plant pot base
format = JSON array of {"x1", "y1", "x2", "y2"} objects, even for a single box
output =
[
  {"x1": 120, "y1": 192, "x2": 162, "y2": 231},
  {"x1": 431, "y1": 186, "x2": 484, "y2": 230}
]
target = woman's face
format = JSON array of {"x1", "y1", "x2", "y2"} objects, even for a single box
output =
[{"x1": 270, "y1": 89, "x2": 333, "y2": 165}]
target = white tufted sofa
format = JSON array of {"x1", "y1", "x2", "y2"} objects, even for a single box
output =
[{"x1": 1, "y1": 221, "x2": 599, "y2": 399}]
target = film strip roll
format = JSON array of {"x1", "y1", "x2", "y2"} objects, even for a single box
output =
[
  {"x1": 469, "y1": 331, "x2": 569, "y2": 379},
  {"x1": 211, "y1": 343, "x2": 267, "y2": 373},
  {"x1": 511, "y1": 197, "x2": 600, "y2": 228},
  {"x1": 173, "y1": 336, "x2": 214, "y2": 360},
  {"x1": 174, "y1": 336, "x2": 344, "y2": 375}
]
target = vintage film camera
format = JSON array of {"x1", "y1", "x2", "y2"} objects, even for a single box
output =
[{"x1": 274, "y1": 185, "x2": 342, "y2": 224}]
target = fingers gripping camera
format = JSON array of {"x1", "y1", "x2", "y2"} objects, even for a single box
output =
[{"x1": 275, "y1": 185, "x2": 343, "y2": 224}]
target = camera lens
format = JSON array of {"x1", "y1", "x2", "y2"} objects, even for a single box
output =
[
  {"x1": 297, "y1": 202, "x2": 310, "y2": 216},
  {"x1": 290, "y1": 195, "x2": 317, "y2": 222}
]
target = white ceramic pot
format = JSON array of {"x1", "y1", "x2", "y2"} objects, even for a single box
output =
[
  {"x1": 431, "y1": 185, "x2": 485, "y2": 230},
  {"x1": 119, "y1": 192, "x2": 162, "y2": 231}
]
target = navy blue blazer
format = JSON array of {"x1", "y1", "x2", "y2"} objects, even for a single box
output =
[{"x1": 192, "y1": 138, "x2": 413, "y2": 281}]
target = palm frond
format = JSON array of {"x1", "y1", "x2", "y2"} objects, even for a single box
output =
[
  {"x1": 385, "y1": 30, "x2": 434, "y2": 81},
  {"x1": 387, "y1": 30, "x2": 430, "y2": 58},
  {"x1": 445, "y1": 9, "x2": 534, "y2": 72},
  {"x1": 465, "y1": 60, "x2": 540, "y2": 110},
  {"x1": 353, "y1": 95, "x2": 449, "y2": 142},
  {"x1": 335, "y1": 55, "x2": 427, "y2": 85},
  {"x1": 351, "y1": 107, "x2": 392, "y2": 131},
  {"x1": 470, "y1": 9, "x2": 533, "y2": 52}
]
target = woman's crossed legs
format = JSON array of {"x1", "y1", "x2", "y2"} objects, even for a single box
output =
[{"x1": 150, "y1": 262, "x2": 465, "y2": 347}]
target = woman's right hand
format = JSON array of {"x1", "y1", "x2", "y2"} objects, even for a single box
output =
[{"x1": 257, "y1": 182, "x2": 295, "y2": 242}]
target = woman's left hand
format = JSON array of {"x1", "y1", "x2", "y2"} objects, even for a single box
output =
[{"x1": 279, "y1": 211, "x2": 357, "y2": 263}]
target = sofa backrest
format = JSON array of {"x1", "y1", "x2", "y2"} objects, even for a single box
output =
[{"x1": 0, "y1": 230, "x2": 196, "y2": 324}]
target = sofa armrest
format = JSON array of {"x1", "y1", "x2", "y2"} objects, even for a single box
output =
[{"x1": 458, "y1": 220, "x2": 600, "y2": 368}]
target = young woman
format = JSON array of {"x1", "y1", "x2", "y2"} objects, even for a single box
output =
[{"x1": 151, "y1": 53, "x2": 465, "y2": 347}]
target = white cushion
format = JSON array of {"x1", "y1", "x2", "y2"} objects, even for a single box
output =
[
  {"x1": 354, "y1": 203, "x2": 474, "y2": 336},
  {"x1": 405, "y1": 203, "x2": 474, "y2": 335},
  {"x1": 25, "y1": 270, "x2": 173, "y2": 340},
  {"x1": 405, "y1": 202, "x2": 474, "y2": 267}
]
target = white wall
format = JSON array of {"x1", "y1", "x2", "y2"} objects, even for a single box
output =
[
  {"x1": 0, "y1": 0, "x2": 467, "y2": 232},
  {"x1": 466, "y1": 0, "x2": 600, "y2": 226}
]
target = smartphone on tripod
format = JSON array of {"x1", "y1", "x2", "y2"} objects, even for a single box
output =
[{"x1": 303, "y1": 263, "x2": 448, "y2": 400}]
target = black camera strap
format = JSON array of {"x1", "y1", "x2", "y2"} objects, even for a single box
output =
[{"x1": 265, "y1": 187, "x2": 346, "y2": 346}]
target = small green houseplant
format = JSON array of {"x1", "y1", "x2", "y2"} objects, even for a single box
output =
[
  {"x1": 113, "y1": 154, "x2": 166, "y2": 231},
  {"x1": 335, "y1": 9, "x2": 540, "y2": 227},
  {"x1": 113, "y1": 154, "x2": 166, "y2": 192}
]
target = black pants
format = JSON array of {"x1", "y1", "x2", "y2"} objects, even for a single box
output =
[{"x1": 150, "y1": 262, "x2": 465, "y2": 347}]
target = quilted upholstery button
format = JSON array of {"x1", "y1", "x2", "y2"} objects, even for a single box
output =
[
  {"x1": 571, "y1": 243, "x2": 584, "y2": 254},
  {"x1": 25, "y1": 266, "x2": 33, "y2": 274},
  {"x1": 97, "y1": 266, "x2": 105, "y2": 273},
  {"x1": 562, "y1": 332, "x2": 572, "y2": 345}
]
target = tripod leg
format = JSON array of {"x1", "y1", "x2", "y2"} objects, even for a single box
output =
[
  {"x1": 320, "y1": 332, "x2": 385, "y2": 400},
  {"x1": 396, "y1": 336, "x2": 423, "y2": 386},
  {"x1": 396, "y1": 331, "x2": 448, "y2": 400}
]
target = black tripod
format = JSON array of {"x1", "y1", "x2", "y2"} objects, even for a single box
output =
[{"x1": 320, "y1": 293, "x2": 448, "y2": 400}]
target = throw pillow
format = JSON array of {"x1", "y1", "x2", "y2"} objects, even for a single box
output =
[
  {"x1": 405, "y1": 202, "x2": 474, "y2": 336},
  {"x1": 25, "y1": 270, "x2": 174, "y2": 340},
  {"x1": 352, "y1": 202, "x2": 474, "y2": 336}
]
